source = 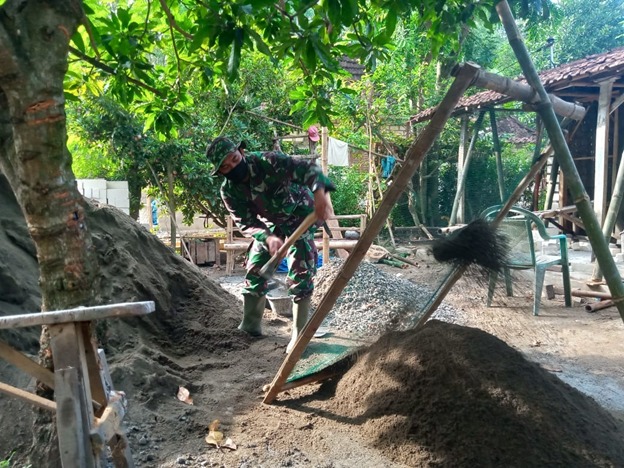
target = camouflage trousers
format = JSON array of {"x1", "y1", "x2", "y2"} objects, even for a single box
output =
[{"x1": 243, "y1": 230, "x2": 318, "y2": 302}]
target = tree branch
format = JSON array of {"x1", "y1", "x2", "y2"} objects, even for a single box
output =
[
  {"x1": 158, "y1": 0, "x2": 193, "y2": 40},
  {"x1": 68, "y1": 46, "x2": 165, "y2": 97}
]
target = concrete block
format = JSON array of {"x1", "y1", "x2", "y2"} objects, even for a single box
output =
[
  {"x1": 107, "y1": 188, "x2": 129, "y2": 199},
  {"x1": 77, "y1": 179, "x2": 107, "y2": 192},
  {"x1": 106, "y1": 181, "x2": 129, "y2": 190},
  {"x1": 107, "y1": 198, "x2": 130, "y2": 210}
]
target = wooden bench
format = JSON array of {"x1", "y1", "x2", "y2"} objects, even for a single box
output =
[
  {"x1": 0, "y1": 301, "x2": 155, "y2": 467},
  {"x1": 223, "y1": 214, "x2": 366, "y2": 274}
]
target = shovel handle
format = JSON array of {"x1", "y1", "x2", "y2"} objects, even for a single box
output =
[{"x1": 259, "y1": 212, "x2": 318, "y2": 278}]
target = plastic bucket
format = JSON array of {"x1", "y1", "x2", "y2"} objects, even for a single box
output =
[{"x1": 267, "y1": 293, "x2": 293, "y2": 317}]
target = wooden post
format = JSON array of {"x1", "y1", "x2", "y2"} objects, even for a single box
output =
[
  {"x1": 51, "y1": 326, "x2": 98, "y2": 467},
  {"x1": 489, "y1": 110, "x2": 506, "y2": 203},
  {"x1": 590, "y1": 148, "x2": 624, "y2": 283},
  {"x1": 497, "y1": 0, "x2": 624, "y2": 323},
  {"x1": 450, "y1": 111, "x2": 485, "y2": 225},
  {"x1": 531, "y1": 117, "x2": 544, "y2": 211},
  {"x1": 321, "y1": 127, "x2": 330, "y2": 265},
  {"x1": 457, "y1": 115, "x2": 468, "y2": 222},
  {"x1": 262, "y1": 62, "x2": 481, "y2": 404},
  {"x1": 612, "y1": 107, "x2": 620, "y2": 192},
  {"x1": 594, "y1": 78, "x2": 615, "y2": 225}
]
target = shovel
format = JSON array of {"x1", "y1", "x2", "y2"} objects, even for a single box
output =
[{"x1": 258, "y1": 212, "x2": 318, "y2": 284}]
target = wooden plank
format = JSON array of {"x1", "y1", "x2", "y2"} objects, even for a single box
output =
[
  {"x1": 0, "y1": 340, "x2": 55, "y2": 389},
  {"x1": 56, "y1": 367, "x2": 98, "y2": 467},
  {"x1": 80, "y1": 323, "x2": 108, "y2": 414},
  {"x1": 0, "y1": 301, "x2": 155, "y2": 330},
  {"x1": 262, "y1": 62, "x2": 481, "y2": 404},
  {"x1": 0, "y1": 381, "x2": 56, "y2": 411},
  {"x1": 50, "y1": 323, "x2": 96, "y2": 424}
]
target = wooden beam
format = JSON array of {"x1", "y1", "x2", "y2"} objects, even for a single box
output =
[
  {"x1": 55, "y1": 367, "x2": 96, "y2": 467},
  {"x1": 0, "y1": 340, "x2": 56, "y2": 389},
  {"x1": 550, "y1": 286, "x2": 612, "y2": 300},
  {"x1": 594, "y1": 79, "x2": 615, "y2": 225},
  {"x1": 262, "y1": 61, "x2": 481, "y2": 404},
  {"x1": 490, "y1": 110, "x2": 506, "y2": 202},
  {"x1": 610, "y1": 94, "x2": 624, "y2": 115},
  {"x1": 0, "y1": 381, "x2": 56, "y2": 411},
  {"x1": 0, "y1": 301, "x2": 155, "y2": 330},
  {"x1": 457, "y1": 115, "x2": 468, "y2": 223}
]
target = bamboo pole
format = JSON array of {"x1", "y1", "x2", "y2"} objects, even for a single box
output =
[
  {"x1": 472, "y1": 68, "x2": 585, "y2": 120},
  {"x1": 590, "y1": 149, "x2": 624, "y2": 282},
  {"x1": 450, "y1": 111, "x2": 485, "y2": 225},
  {"x1": 496, "y1": 0, "x2": 624, "y2": 323},
  {"x1": 410, "y1": 143, "x2": 553, "y2": 330},
  {"x1": 262, "y1": 62, "x2": 482, "y2": 404},
  {"x1": 490, "y1": 110, "x2": 506, "y2": 202},
  {"x1": 585, "y1": 300, "x2": 614, "y2": 313}
]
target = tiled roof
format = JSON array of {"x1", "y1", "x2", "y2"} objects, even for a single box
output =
[
  {"x1": 410, "y1": 47, "x2": 624, "y2": 123},
  {"x1": 339, "y1": 57, "x2": 366, "y2": 80}
]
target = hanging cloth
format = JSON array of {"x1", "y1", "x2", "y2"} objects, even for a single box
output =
[
  {"x1": 328, "y1": 137, "x2": 349, "y2": 166},
  {"x1": 381, "y1": 155, "x2": 396, "y2": 178}
]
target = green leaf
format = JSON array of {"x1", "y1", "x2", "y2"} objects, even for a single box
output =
[
  {"x1": 326, "y1": 0, "x2": 341, "y2": 29},
  {"x1": 117, "y1": 8, "x2": 131, "y2": 28},
  {"x1": 71, "y1": 30, "x2": 86, "y2": 52},
  {"x1": 384, "y1": 10, "x2": 397, "y2": 38},
  {"x1": 227, "y1": 28, "x2": 244, "y2": 79},
  {"x1": 247, "y1": 28, "x2": 272, "y2": 56},
  {"x1": 341, "y1": 0, "x2": 358, "y2": 24},
  {"x1": 310, "y1": 35, "x2": 335, "y2": 70}
]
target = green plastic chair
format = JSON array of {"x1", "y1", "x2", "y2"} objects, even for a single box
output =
[{"x1": 481, "y1": 205, "x2": 572, "y2": 315}]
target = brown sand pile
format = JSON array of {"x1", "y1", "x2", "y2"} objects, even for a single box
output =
[
  {"x1": 0, "y1": 175, "x2": 247, "y2": 461},
  {"x1": 0, "y1": 174, "x2": 243, "y2": 356},
  {"x1": 328, "y1": 320, "x2": 624, "y2": 467}
]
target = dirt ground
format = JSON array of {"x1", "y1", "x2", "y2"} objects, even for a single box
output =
[{"x1": 1, "y1": 178, "x2": 624, "y2": 467}]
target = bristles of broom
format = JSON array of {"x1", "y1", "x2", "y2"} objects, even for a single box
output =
[{"x1": 432, "y1": 219, "x2": 509, "y2": 273}]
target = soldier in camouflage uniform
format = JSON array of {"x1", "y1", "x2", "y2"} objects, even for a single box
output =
[{"x1": 206, "y1": 137, "x2": 335, "y2": 352}]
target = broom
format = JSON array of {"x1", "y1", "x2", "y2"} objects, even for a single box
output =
[{"x1": 432, "y1": 218, "x2": 509, "y2": 273}]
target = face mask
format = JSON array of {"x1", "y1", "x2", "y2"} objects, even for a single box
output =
[{"x1": 224, "y1": 158, "x2": 249, "y2": 184}]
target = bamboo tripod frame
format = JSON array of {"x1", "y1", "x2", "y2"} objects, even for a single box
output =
[{"x1": 262, "y1": 62, "x2": 482, "y2": 404}]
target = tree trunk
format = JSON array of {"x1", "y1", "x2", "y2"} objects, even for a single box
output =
[
  {"x1": 167, "y1": 162, "x2": 177, "y2": 250},
  {"x1": 0, "y1": 2, "x2": 97, "y2": 466}
]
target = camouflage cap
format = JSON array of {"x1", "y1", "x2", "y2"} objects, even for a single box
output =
[{"x1": 206, "y1": 137, "x2": 237, "y2": 175}]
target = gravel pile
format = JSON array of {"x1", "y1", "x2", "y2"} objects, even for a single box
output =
[{"x1": 312, "y1": 259, "x2": 462, "y2": 336}]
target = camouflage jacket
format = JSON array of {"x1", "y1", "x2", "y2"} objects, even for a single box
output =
[{"x1": 221, "y1": 151, "x2": 335, "y2": 241}]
